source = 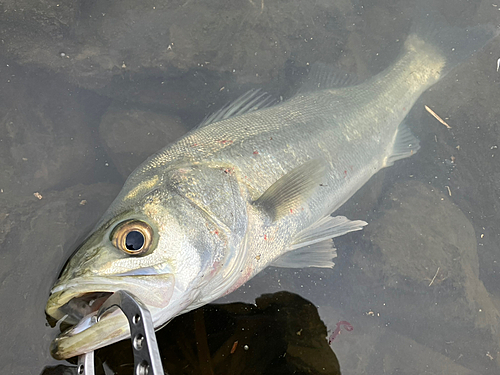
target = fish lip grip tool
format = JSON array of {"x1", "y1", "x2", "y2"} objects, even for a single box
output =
[{"x1": 77, "y1": 290, "x2": 165, "y2": 375}]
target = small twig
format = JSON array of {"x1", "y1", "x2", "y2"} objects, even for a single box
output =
[
  {"x1": 425, "y1": 105, "x2": 451, "y2": 129},
  {"x1": 429, "y1": 267, "x2": 440, "y2": 286},
  {"x1": 445, "y1": 186, "x2": 451, "y2": 196}
]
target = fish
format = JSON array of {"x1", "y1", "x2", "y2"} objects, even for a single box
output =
[{"x1": 45, "y1": 8, "x2": 498, "y2": 360}]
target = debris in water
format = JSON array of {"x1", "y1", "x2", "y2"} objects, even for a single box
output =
[
  {"x1": 425, "y1": 105, "x2": 451, "y2": 129},
  {"x1": 230, "y1": 340, "x2": 238, "y2": 354},
  {"x1": 428, "y1": 267, "x2": 440, "y2": 286},
  {"x1": 328, "y1": 321, "x2": 353, "y2": 344}
]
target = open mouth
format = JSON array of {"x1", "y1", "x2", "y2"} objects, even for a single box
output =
[
  {"x1": 48, "y1": 289, "x2": 133, "y2": 360},
  {"x1": 46, "y1": 274, "x2": 175, "y2": 359},
  {"x1": 57, "y1": 292, "x2": 114, "y2": 327}
]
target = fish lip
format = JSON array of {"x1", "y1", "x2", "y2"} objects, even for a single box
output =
[
  {"x1": 49, "y1": 303, "x2": 128, "y2": 360},
  {"x1": 46, "y1": 284, "x2": 122, "y2": 360},
  {"x1": 46, "y1": 277, "x2": 132, "y2": 321},
  {"x1": 46, "y1": 273, "x2": 175, "y2": 359},
  {"x1": 46, "y1": 273, "x2": 171, "y2": 318}
]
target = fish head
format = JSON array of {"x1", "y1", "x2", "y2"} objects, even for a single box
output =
[{"x1": 46, "y1": 170, "x2": 232, "y2": 359}]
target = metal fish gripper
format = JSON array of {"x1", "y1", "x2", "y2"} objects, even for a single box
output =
[{"x1": 77, "y1": 290, "x2": 164, "y2": 375}]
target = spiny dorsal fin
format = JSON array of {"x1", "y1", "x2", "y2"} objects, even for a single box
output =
[
  {"x1": 254, "y1": 159, "x2": 326, "y2": 221},
  {"x1": 198, "y1": 89, "x2": 276, "y2": 128}
]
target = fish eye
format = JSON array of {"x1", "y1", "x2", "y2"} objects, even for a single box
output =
[{"x1": 111, "y1": 220, "x2": 153, "y2": 255}]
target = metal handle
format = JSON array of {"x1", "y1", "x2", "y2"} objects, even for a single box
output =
[
  {"x1": 77, "y1": 351, "x2": 94, "y2": 375},
  {"x1": 77, "y1": 290, "x2": 164, "y2": 375}
]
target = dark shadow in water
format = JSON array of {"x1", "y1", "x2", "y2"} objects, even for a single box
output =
[{"x1": 40, "y1": 291, "x2": 341, "y2": 375}]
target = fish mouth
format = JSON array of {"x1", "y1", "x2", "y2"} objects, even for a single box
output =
[
  {"x1": 50, "y1": 291, "x2": 114, "y2": 326},
  {"x1": 46, "y1": 274, "x2": 175, "y2": 360}
]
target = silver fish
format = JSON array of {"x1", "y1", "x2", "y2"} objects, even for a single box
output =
[{"x1": 46, "y1": 10, "x2": 497, "y2": 359}]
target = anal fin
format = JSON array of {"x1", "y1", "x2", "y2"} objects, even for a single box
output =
[
  {"x1": 383, "y1": 120, "x2": 420, "y2": 167},
  {"x1": 271, "y1": 215, "x2": 367, "y2": 269},
  {"x1": 271, "y1": 240, "x2": 337, "y2": 269}
]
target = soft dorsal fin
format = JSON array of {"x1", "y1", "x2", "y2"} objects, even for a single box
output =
[
  {"x1": 254, "y1": 159, "x2": 326, "y2": 221},
  {"x1": 198, "y1": 89, "x2": 276, "y2": 128},
  {"x1": 299, "y1": 62, "x2": 360, "y2": 93}
]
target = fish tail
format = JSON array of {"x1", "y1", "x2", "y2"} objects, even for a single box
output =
[{"x1": 406, "y1": 4, "x2": 498, "y2": 78}]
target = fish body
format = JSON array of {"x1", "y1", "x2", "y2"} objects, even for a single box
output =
[{"x1": 46, "y1": 11, "x2": 497, "y2": 359}]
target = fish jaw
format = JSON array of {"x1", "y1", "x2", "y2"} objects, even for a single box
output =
[{"x1": 46, "y1": 273, "x2": 174, "y2": 360}]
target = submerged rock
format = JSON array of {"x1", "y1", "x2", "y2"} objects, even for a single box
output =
[
  {"x1": 0, "y1": 60, "x2": 109, "y2": 205},
  {"x1": 0, "y1": 0, "x2": 352, "y2": 86},
  {"x1": 99, "y1": 105, "x2": 188, "y2": 178},
  {"x1": 323, "y1": 309, "x2": 484, "y2": 375},
  {"x1": 0, "y1": 183, "x2": 120, "y2": 375},
  {"x1": 351, "y1": 181, "x2": 500, "y2": 372}
]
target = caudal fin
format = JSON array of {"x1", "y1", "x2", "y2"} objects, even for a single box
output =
[{"x1": 409, "y1": 4, "x2": 499, "y2": 77}]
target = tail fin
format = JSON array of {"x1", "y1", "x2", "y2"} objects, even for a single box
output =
[{"x1": 408, "y1": 5, "x2": 498, "y2": 76}]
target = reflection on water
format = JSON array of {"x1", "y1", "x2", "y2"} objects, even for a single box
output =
[
  {"x1": 41, "y1": 292, "x2": 341, "y2": 375},
  {"x1": 0, "y1": 0, "x2": 499, "y2": 374}
]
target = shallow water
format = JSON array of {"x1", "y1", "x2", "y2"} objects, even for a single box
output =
[{"x1": 1, "y1": 0, "x2": 500, "y2": 374}]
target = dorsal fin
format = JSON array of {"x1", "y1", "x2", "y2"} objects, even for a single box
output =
[
  {"x1": 299, "y1": 62, "x2": 360, "y2": 93},
  {"x1": 198, "y1": 89, "x2": 276, "y2": 128}
]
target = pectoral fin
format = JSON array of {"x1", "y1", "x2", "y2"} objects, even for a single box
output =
[
  {"x1": 254, "y1": 159, "x2": 326, "y2": 221},
  {"x1": 271, "y1": 215, "x2": 367, "y2": 268}
]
